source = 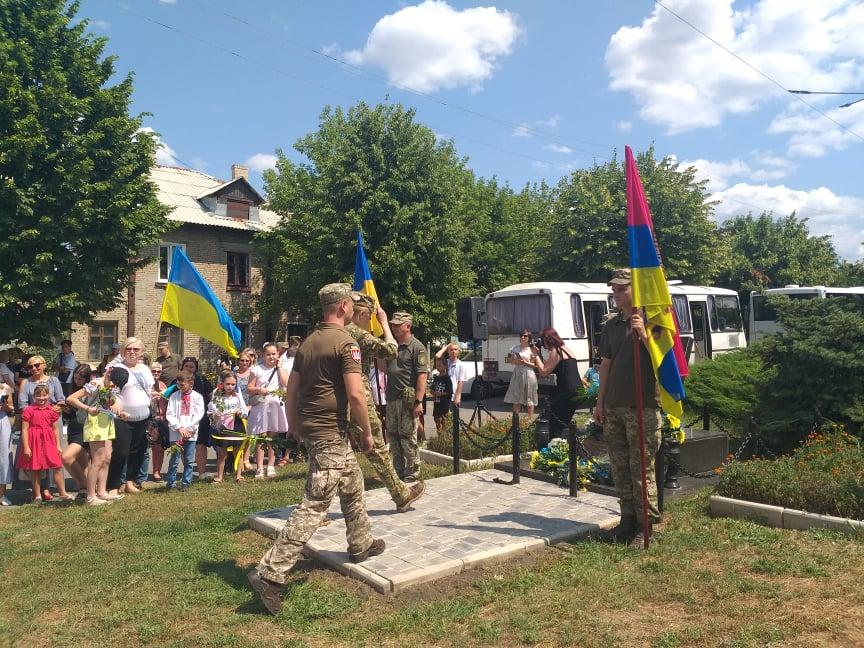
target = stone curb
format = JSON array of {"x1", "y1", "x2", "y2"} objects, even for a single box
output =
[
  {"x1": 419, "y1": 448, "x2": 530, "y2": 470},
  {"x1": 709, "y1": 495, "x2": 864, "y2": 535}
]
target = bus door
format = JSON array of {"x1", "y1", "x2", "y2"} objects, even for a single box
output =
[
  {"x1": 583, "y1": 301, "x2": 609, "y2": 361},
  {"x1": 689, "y1": 301, "x2": 711, "y2": 361}
]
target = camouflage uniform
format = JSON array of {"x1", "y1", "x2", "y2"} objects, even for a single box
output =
[
  {"x1": 385, "y1": 313, "x2": 428, "y2": 482},
  {"x1": 255, "y1": 283, "x2": 376, "y2": 584},
  {"x1": 257, "y1": 436, "x2": 372, "y2": 584},
  {"x1": 345, "y1": 322, "x2": 411, "y2": 506},
  {"x1": 604, "y1": 406, "x2": 662, "y2": 523}
]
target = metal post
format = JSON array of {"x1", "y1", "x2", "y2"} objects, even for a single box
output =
[
  {"x1": 568, "y1": 423, "x2": 578, "y2": 497},
  {"x1": 452, "y1": 403, "x2": 460, "y2": 474},
  {"x1": 663, "y1": 437, "x2": 680, "y2": 490},
  {"x1": 511, "y1": 412, "x2": 520, "y2": 485},
  {"x1": 703, "y1": 403, "x2": 710, "y2": 431}
]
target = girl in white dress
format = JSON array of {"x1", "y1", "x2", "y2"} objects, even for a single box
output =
[
  {"x1": 503, "y1": 329, "x2": 539, "y2": 417},
  {"x1": 246, "y1": 343, "x2": 289, "y2": 478}
]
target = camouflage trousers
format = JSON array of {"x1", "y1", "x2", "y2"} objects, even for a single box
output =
[
  {"x1": 385, "y1": 401, "x2": 420, "y2": 482},
  {"x1": 348, "y1": 383, "x2": 411, "y2": 506},
  {"x1": 256, "y1": 435, "x2": 373, "y2": 584},
  {"x1": 604, "y1": 406, "x2": 663, "y2": 523}
]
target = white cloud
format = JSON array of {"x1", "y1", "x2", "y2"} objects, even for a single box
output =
[
  {"x1": 90, "y1": 19, "x2": 110, "y2": 31},
  {"x1": 606, "y1": 0, "x2": 864, "y2": 144},
  {"x1": 512, "y1": 115, "x2": 561, "y2": 138},
  {"x1": 245, "y1": 153, "x2": 278, "y2": 172},
  {"x1": 344, "y1": 0, "x2": 521, "y2": 92},
  {"x1": 138, "y1": 127, "x2": 180, "y2": 166},
  {"x1": 543, "y1": 143, "x2": 574, "y2": 154},
  {"x1": 768, "y1": 102, "x2": 864, "y2": 157},
  {"x1": 713, "y1": 182, "x2": 864, "y2": 259},
  {"x1": 512, "y1": 123, "x2": 530, "y2": 138},
  {"x1": 536, "y1": 115, "x2": 560, "y2": 128},
  {"x1": 159, "y1": 0, "x2": 177, "y2": 5},
  {"x1": 617, "y1": 120, "x2": 632, "y2": 133},
  {"x1": 681, "y1": 157, "x2": 751, "y2": 191}
]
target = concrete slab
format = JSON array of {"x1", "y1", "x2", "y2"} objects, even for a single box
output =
[{"x1": 248, "y1": 468, "x2": 620, "y2": 593}]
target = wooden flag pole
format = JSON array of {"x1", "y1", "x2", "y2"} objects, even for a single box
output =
[{"x1": 632, "y1": 333, "x2": 651, "y2": 550}]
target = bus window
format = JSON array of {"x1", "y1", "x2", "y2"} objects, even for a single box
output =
[
  {"x1": 672, "y1": 295, "x2": 692, "y2": 332},
  {"x1": 584, "y1": 301, "x2": 608, "y2": 357},
  {"x1": 486, "y1": 295, "x2": 551, "y2": 335},
  {"x1": 715, "y1": 295, "x2": 742, "y2": 331},
  {"x1": 751, "y1": 294, "x2": 776, "y2": 321},
  {"x1": 569, "y1": 294, "x2": 586, "y2": 337},
  {"x1": 707, "y1": 296, "x2": 719, "y2": 331}
]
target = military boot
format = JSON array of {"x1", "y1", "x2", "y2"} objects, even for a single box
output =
[
  {"x1": 247, "y1": 570, "x2": 284, "y2": 615},
  {"x1": 628, "y1": 523, "x2": 654, "y2": 551},
  {"x1": 609, "y1": 515, "x2": 636, "y2": 543},
  {"x1": 349, "y1": 538, "x2": 386, "y2": 563}
]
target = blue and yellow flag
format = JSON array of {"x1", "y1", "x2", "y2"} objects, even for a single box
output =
[
  {"x1": 625, "y1": 146, "x2": 688, "y2": 426},
  {"x1": 159, "y1": 247, "x2": 242, "y2": 357},
  {"x1": 353, "y1": 229, "x2": 383, "y2": 336}
]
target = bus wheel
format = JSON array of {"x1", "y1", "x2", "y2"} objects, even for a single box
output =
[{"x1": 470, "y1": 378, "x2": 492, "y2": 401}]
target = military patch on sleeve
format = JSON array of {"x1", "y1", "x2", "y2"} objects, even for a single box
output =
[
  {"x1": 350, "y1": 344, "x2": 362, "y2": 363},
  {"x1": 417, "y1": 350, "x2": 428, "y2": 366}
]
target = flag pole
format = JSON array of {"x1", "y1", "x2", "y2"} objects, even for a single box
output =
[{"x1": 632, "y1": 330, "x2": 651, "y2": 550}]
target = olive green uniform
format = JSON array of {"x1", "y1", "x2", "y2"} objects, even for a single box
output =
[
  {"x1": 257, "y1": 323, "x2": 375, "y2": 584},
  {"x1": 346, "y1": 322, "x2": 411, "y2": 505},
  {"x1": 385, "y1": 336, "x2": 428, "y2": 482},
  {"x1": 599, "y1": 312, "x2": 663, "y2": 524}
]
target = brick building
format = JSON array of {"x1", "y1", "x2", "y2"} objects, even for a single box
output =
[{"x1": 70, "y1": 163, "x2": 284, "y2": 368}]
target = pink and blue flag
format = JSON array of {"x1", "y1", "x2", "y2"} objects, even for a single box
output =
[{"x1": 625, "y1": 146, "x2": 688, "y2": 425}]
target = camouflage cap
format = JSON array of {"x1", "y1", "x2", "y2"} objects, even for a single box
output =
[
  {"x1": 607, "y1": 268, "x2": 632, "y2": 286},
  {"x1": 318, "y1": 283, "x2": 358, "y2": 307},
  {"x1": 351, "y1": 292, "x2": 375, "y2": 311},
  {"x1": 389, "y1": 311, "x2": 413, "y2": 325}
]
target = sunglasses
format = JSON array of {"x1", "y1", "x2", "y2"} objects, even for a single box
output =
[
  {"x1": 29, "y1": 362, "x2": 43, "y2": 368},
  {"x1": 520, "y1": 334, "x2": 530, "y2": 338}
]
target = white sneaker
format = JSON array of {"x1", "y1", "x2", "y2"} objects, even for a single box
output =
[
  {"x1": 254, "y1": 470, "x2": 265, "y2": 480},
  {"x1": 0, "y1": 496, "x2": 12, "y2": 506},
  {"x1": 266, "y1": 466, "x2": 277, "y2": 478}
]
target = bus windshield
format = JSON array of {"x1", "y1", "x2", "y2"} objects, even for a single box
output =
[
  {"x1": 715, "y1": 295, "x2": 742, "y2": 331},
  {"x1": 486, "y1": 294, "x2": 551, "y2": 335}
]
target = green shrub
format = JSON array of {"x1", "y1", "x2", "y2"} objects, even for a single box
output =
[
  {"x1": 427, "y1": 415, "x2": 535, "y2": 460},
  {"x1": 716, "y1": 426, "x2": 864, "y2": 519}
]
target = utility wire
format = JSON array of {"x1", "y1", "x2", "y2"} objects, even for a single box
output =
[{"x1": 654, "y1": 0, "x2": 864, "y2": 146}]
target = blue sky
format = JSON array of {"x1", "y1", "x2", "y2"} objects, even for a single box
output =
[{"x1": 82, "y1": 0, "x2": 864, "y2": 258}]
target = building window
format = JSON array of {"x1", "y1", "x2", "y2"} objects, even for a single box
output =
[
  {"x1": 88, "y1": 321, "x2": 118, "y2": 361},
  {"x1": 158, "y1": 243, "x2": 186, "y2": 282},
  {"x1": 158, "y1": 323, "x2": 183, "y2": 356},
  {"x1": 227, "y1": 199, "x2": 250, "y2": 220},
  {"x1": 227, "y1": 252, "x2": 250, "y2": 288}
]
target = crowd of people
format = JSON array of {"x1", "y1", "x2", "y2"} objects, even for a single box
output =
[{"x1": 0, "y1": 337, "x2": 319, "y2": 506}]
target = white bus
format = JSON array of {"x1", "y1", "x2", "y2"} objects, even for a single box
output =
[
  {"x1": 749, "y1": 285, "x2": 864, "y2": 344},
  {"x1": 477, "y1": 281, "x2": 746, "y2": 398}
]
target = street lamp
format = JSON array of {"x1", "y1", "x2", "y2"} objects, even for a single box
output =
[{"x1": 788, "y1": 90, "x2": 864, "y2": 108}]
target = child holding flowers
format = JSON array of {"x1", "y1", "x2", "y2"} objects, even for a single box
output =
[
  {"x1": 165, "y1": 371, "x2": 205, "y2": 490},
  {"x1": 17, "y1": 384, "x2": 72, "y2": 503},
  {"x1": 207, "y1": 370, "x2": 248, "y2": 484}
]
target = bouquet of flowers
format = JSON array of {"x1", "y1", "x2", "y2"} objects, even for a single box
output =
[
  {"x1": 662, "y1": 412, "x2": 686, "y2": 445},
  {"x1": 529, "y1": 438, "x2": 594, "y2": 489},
  {"x1": 165, "y1": 438, "x2": 185, "y2": 459}
]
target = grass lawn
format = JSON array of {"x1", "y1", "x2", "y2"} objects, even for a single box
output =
[{"x1": 2, "y1": 460, "x2": 863, "y2": 648}]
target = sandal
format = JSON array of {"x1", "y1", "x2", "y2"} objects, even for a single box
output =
[{"x1": 212, "y1": 478, "x2": 223, "y2": 484}]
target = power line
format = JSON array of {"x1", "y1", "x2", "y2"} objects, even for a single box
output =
[{"x1": 654, "y1": 0, "x2": 864, "y2": 146}]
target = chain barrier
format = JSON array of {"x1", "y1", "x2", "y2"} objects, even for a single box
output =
[{"x1": 456, "y1": 415, "x2": 512, "y2": 456}]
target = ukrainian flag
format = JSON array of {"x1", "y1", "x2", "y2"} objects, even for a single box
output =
[
  {"x1": 625, "y1": 146, "x2": 688, "y2": 425},
  {"x1": 159, "y1": 247, "x2": 242, "y2": 357},
  {"x1": 353, "y1": 229, "x2": 383, "y2": 336}
]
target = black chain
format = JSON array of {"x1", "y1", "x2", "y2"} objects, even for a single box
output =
[
  {"x1": 457, "y1": 417, "x2": 513, "y2": 455},
  {"x1": 664, "y1": 453, "x2": 718, "y2": 479}
]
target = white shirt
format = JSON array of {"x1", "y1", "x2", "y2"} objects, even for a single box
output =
[
  {"x1": 279, "y1": 353, "x2": 295, "y2": 375},
  {"x1": 106, "y1": 362, "x2": 155, "y2": 422},
  {"x1": 447, "y1": 358, "x2": 467, "y2": 394},
  {"x1": 56, "y1": 352, "x2": 77, "y2": 383},
  {"x1": 166, "y1": 389, "x2": 205, "y2": 442},
  {"x1": 0, "y1": 363, "x2": 14, "y2": 389},
  {"x1": 206, "y1": 390, "x2": 248, "y2": 430}
]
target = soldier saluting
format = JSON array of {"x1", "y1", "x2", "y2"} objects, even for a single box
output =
[
  {"x1": 248, "y1": 283, "x2": 384, "y2": 615},
  {"x1": 347, "y1": 294, "x2": 426, "y2": 510}
]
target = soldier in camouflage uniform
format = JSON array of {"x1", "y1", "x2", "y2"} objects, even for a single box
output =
[
  {"x1": 347, "y1": 294, "x2": 426, "y2": 510},
  {"x1": 248, "y1": 283, "x2": 384, "y2": 615},
  {"x1": 595, "y1": 269, "x2": 663, "y2": 550},
  {"x1": 385, "y1": 312, "x2": 428, "y2": 483}
]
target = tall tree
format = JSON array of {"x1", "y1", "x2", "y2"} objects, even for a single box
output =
[
  {"x1": 0, "y1": 0, "x2": 170, "y2": 345},
  {"x1": 258, "y1": 102, "x2": 475, "y2": 339},
  {"x1": 540, "y1": 147, "x2": 727, "y2": 284},
  {"x1": 718, "y1": 212, "x2": 839, "y2": 302}
]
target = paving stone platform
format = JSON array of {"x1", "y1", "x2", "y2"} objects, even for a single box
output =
[{"x1": 248, "y1": 469, "x2": 620, "y2": 593}]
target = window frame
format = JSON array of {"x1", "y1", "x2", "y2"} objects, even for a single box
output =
[
  {"x1": 158, "y1": 323, "x2": 183, "y2": 356},
  {"x1": 226, "y1": 199, "x2": 251, "y2": 220},
  {"x1": 157, "y1": 243, "x2": 186, "y2": 283},
  {"x1": 486, "y1": 294, "x2": 551, "y2": 336},
  {"x1": 226, "y1": 252, "x2": 251, "y2": 289},
  {"x1": 88, "y1": 321, "x2": 118, "y2": 362},
  {"x1": 714, "y1": 295, "x2": 743, "y2": 331}
]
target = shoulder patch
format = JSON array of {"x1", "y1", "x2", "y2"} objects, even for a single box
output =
[
  {"x1": 350, "y1": 345, "x2": 362, "y2": 363},
  {"x1": 417, "y1": 350, "x2": 428, "y2": 366}
]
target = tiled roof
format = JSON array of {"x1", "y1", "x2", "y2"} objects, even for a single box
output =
[{"x1": 151, "y1": 165, "x2": 281, "y2": 232}]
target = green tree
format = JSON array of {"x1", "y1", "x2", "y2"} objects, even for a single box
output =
[
  {"x1": 0, "y1": 0, "x2": 170, "y2": 345},
  {"x1": 834, "y1": 260, "x2": 864, "y2": 287},
  {"x1": 258, "y1": 102, "x2": 476, "y2": 339},
  {"x1": 541, "y1": 147, "x2": 726, "y2": 284},
  {"x1": 718, "y1": 212, "x2": 839, "y2": 303},
  {"x1": 756, "y1": 296, "x2": 864, "y2": 448}
]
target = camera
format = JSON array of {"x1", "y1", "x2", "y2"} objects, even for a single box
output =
[{"x1": 530, "y1": 337, "x2": 544, "y2": 350}]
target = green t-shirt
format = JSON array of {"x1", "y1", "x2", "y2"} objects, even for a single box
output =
[{"x1": 385, "y1": 336, "x2": 428, "y2": 401}]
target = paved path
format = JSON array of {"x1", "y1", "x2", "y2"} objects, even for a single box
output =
[{"x1": 248, "y1": 468, "x2": 620, "y2": 593}]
